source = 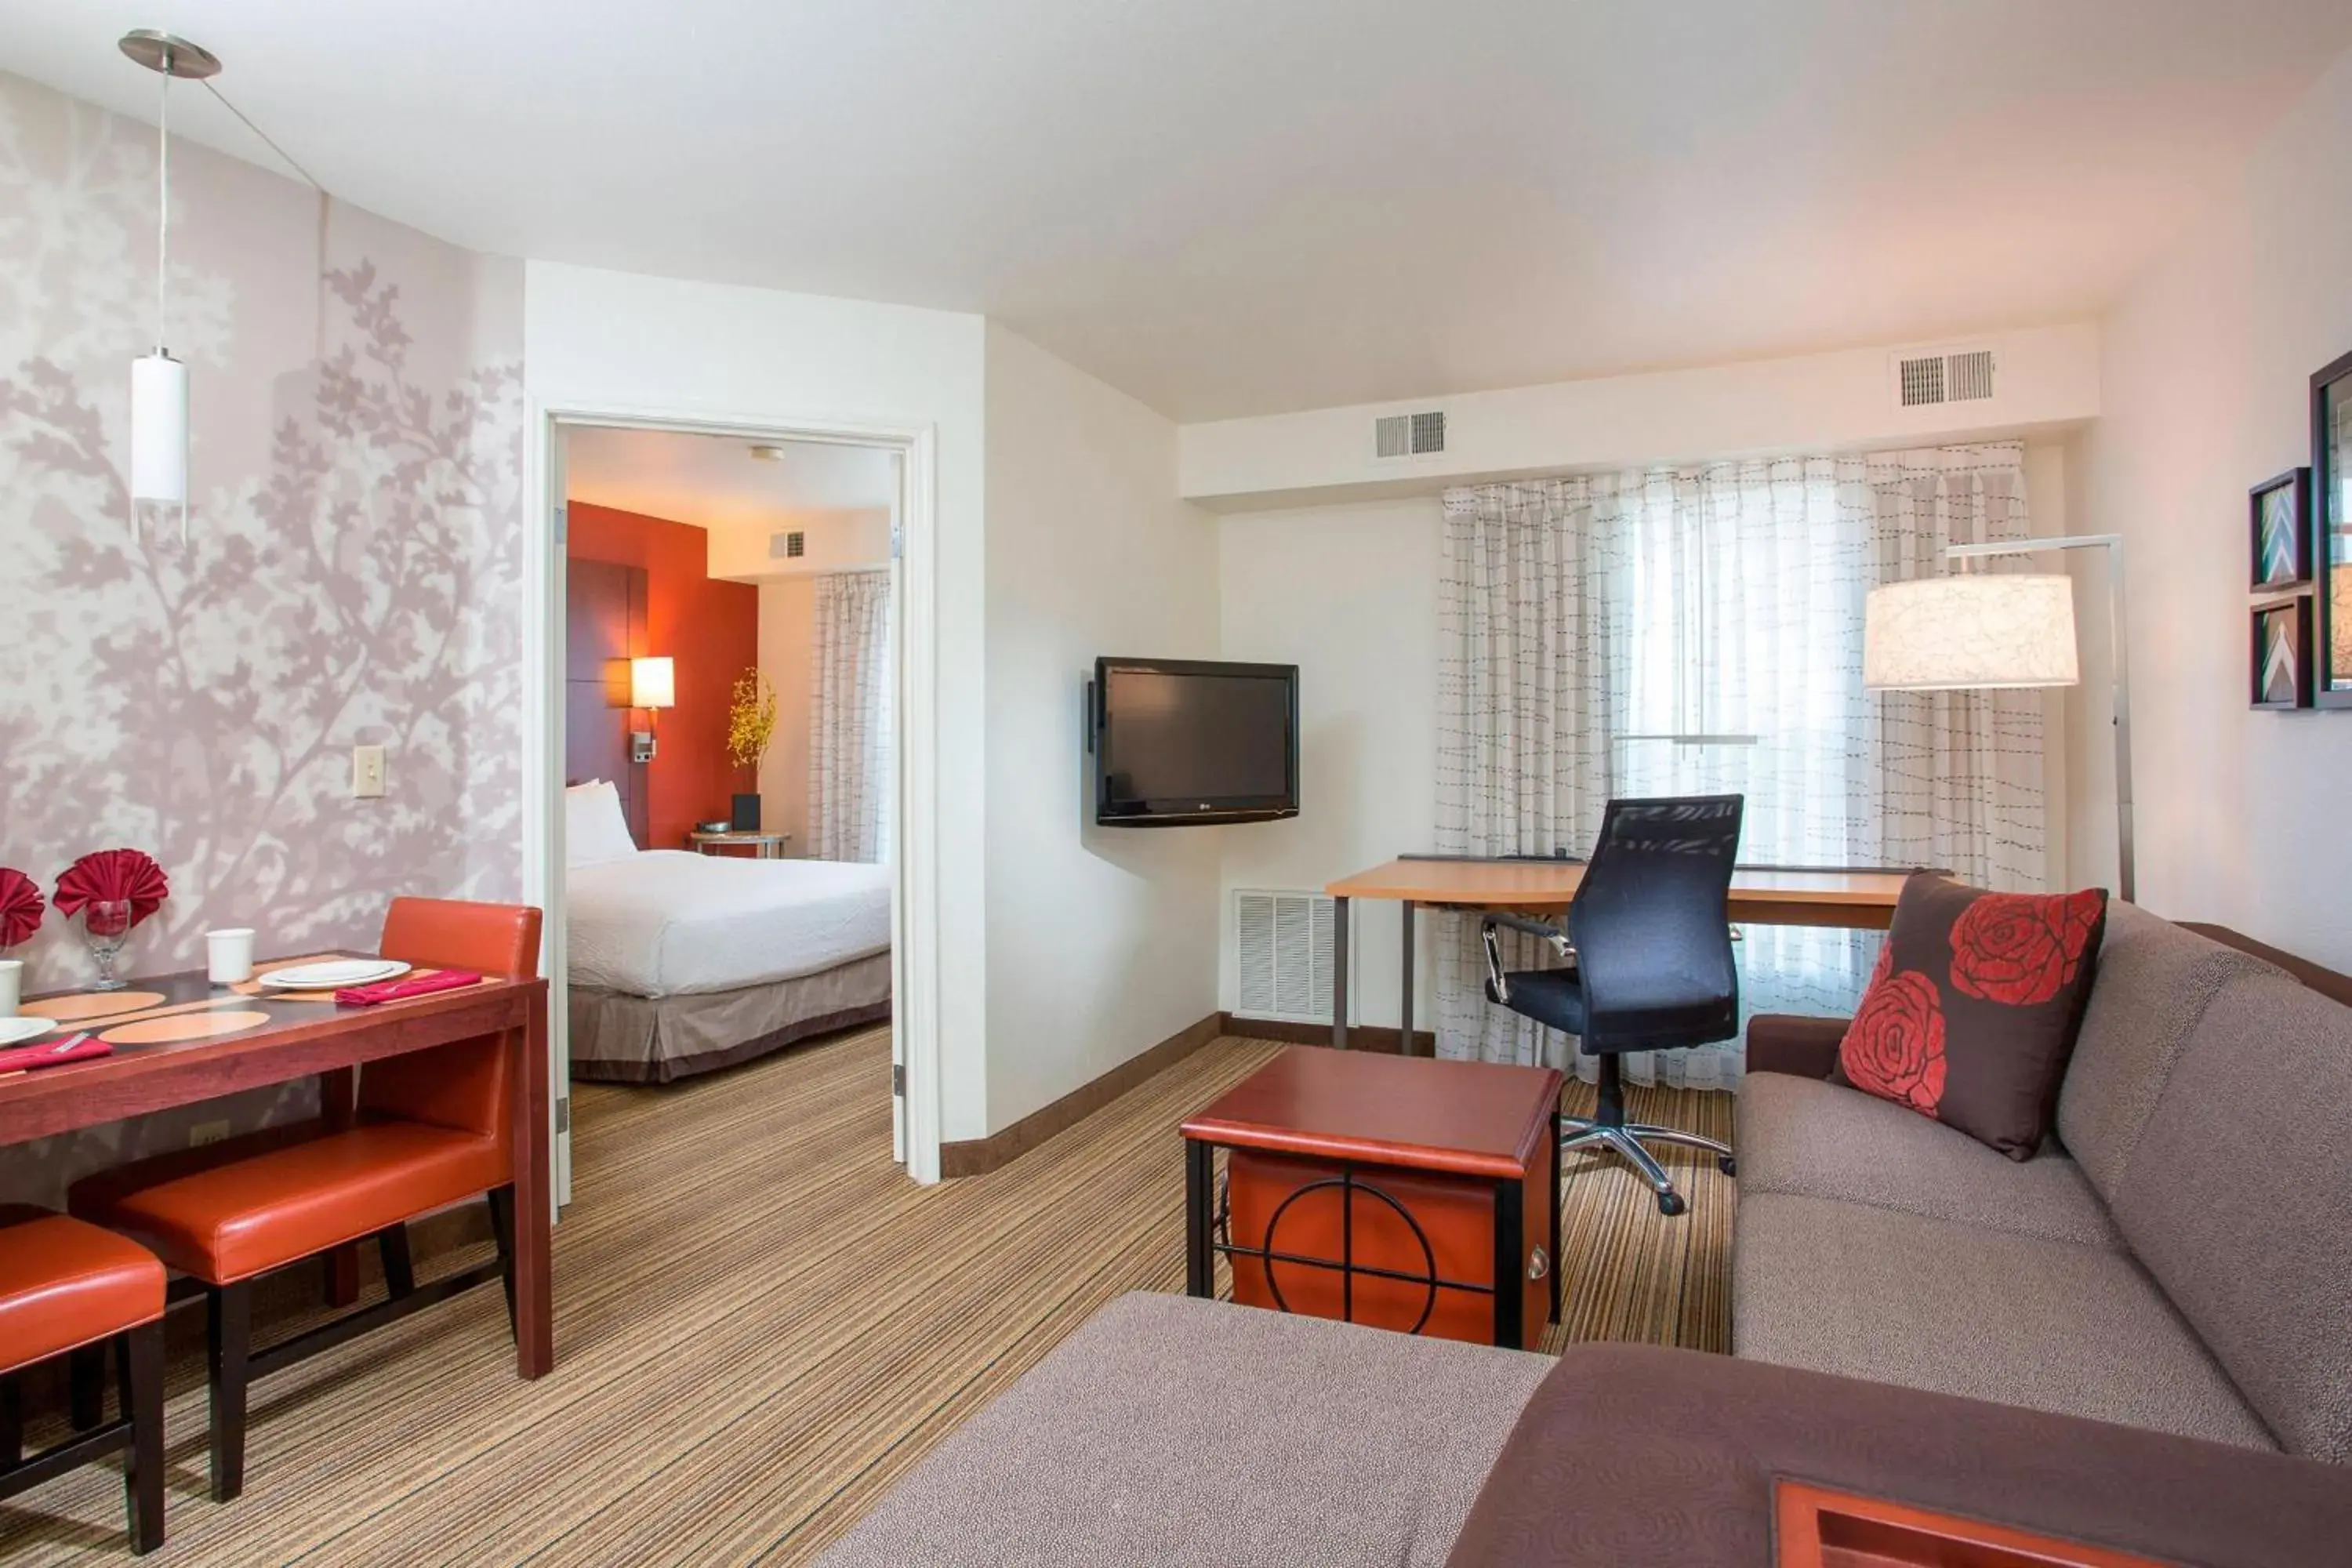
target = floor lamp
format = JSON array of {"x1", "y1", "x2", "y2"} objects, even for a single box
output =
[{"x1": 1861, "y1": 534, "x2": 2133, "y2": 903}]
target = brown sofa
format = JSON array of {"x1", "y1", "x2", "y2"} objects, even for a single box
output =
[
  {"x1": 1735, "y1": 902, "x2": 2351, "y2": 1460},
  {"x1": 822, "y1": 905, "x2": 2352, "y2": 1566}
]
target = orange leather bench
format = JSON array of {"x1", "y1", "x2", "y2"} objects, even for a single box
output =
[
  {"x1": 69, "y1": 896, "x2": 540, "y2": 1503},
  {"x1": 0, "y1": 1207, "x2": 167, "y2": 1555}
]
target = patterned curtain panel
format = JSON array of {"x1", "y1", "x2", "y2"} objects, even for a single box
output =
[
  {"x1": 808, "y1": 571, "x2": 895, "y2": 863},
  {"x1": 1434, "y1": 442, "x2": 2046, "y2": 1086}
]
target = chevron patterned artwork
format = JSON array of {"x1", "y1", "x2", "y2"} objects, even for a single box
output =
[
  {"x1": 2251, "y1": 468, "x2": 2313, "y2": 589},
  {"x1": 2252, "y1": 597, "x2": 2310, "y2": 710}
]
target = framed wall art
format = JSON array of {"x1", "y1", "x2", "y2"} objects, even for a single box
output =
[
  {"x1": 2250, "y1": 467, "x2": 2312, "y2": 589},
  {"x1": 2311, "y1": 349, "x2": 2352, "y2": 706},
  {"x1": 2252, "y1": 595, "x2": 2313, "y2": 710}
]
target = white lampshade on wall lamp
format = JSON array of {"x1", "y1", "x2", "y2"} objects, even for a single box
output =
[
  {"x1": 1863, "y1": 535, "x2": 2134, "y2": 902},
  {"x1": 120, "y1": 31, "x2": 220, "y2": 539},
  {"x1": 630, "y1": 656, "x2": 675, "y2": 762}
]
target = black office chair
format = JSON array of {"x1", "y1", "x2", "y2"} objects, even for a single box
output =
[{"x1": 1481, "y1": 794, "x2": 1743, "y2": 1217}]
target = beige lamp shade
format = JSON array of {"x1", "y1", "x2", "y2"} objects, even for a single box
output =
[
  {"x1": 629, "y1": 655, "x2": 676, "y2": 710},
  {"x1": 1863, "y1": 574, "x2": 2079, "y2": 691}
]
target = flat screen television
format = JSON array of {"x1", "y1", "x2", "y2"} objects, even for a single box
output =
[{"x1": 1091, "y1": 657, "x2": 1300, "y2": 827}]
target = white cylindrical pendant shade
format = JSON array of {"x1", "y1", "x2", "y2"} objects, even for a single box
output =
[
  {"x1": 130, "y1": 351, "x2": 188, "y2": 504},
  {"x1": 1863, "y1": 573, "x2": 2080, "y2": 691}
]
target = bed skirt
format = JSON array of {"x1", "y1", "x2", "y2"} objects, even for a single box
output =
[{"x1": 568, "y1": 952, "x2": 893, "y2": 1084}]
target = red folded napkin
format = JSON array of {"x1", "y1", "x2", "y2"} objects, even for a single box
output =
[
  {"x1": 0, "y1": 1034, "x2": 111, "y2": 1073},
  {"x1": 0, "y1": 867, "x2": 44, "y2": 949},
  {"x1": 53, "y1": 849, "x2": 169, "y2": 926},
  {"x1": 336, "y1": 969, "x2": 484, "y2": 1007}
]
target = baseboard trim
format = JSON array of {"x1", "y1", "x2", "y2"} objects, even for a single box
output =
[
  {"x1": 940, "y1": 1011, "x2": 1226, "y2": 1178},
  {"x1": 1216, "y1": 1014, "x2": 1433, "y2": 1055}
]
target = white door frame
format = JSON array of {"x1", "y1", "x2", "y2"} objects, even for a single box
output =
[{"x1": 521, "y1": 399, "x2": 944, "y2": 1195}]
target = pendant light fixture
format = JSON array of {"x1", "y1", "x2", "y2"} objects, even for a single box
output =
[{"x1": 119, "y1": 29, "x2": 220, "y2": 542}]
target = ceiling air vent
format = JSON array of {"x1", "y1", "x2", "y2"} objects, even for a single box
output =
[
  {"x1": 1374, "y1": 409, "x2": 1446, "y2": 460},
  {"x1": 768, "y1": 530, "x2": 806, "y2": 560},
  {"x1": 1893, "y1": 347, "x2": 1997, "y2": 408}
]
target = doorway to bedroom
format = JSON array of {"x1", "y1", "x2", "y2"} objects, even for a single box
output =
[{"x1": 550, "y1": 423, "x2": 905, "y2": 1178}]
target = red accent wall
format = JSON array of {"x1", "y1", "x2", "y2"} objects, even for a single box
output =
[{"x1": 566, "y1": 504, "x2": 757, "y2": 853}]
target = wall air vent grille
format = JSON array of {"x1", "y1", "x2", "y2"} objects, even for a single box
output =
[
  {"x1": 1895, "y1": 347, "x2": 1996, "y2": 408},
  {"x1": 1898, "y1": 355, "x2": 1945, "y2": 408},
  {"x1": 1947, "y1": 350, "x2": 1995, "y2": 401},
  {"x1": 1374, "y1": 410, "x2": 1446, "y2": 460},
  {"x1": 769, "y1": 530, "x2": 806, "y2": 560},
  {"x1": 1235, "y1": 889, "x2": 1335, "y2": 1024}
]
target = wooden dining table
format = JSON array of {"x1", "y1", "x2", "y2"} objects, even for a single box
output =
[{"x1": 0, "y1": 958, "x2": 554, "y2": 1378}]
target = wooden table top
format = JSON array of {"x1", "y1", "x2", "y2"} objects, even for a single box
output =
[
  {"x1": 0, "y1": 956, "x2": 543, "y2": 1144},
  {"x1": 1327, "y1": 857, "x2": 1915, "y2": 915},
  {"x1": 1181, "y1": 1047, "x2": 1563, "y2": 1181}
]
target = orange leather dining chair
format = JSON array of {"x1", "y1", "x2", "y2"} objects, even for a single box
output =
[
  {"x1": 68, "y1": 897, "x2": 541, "y2": 1502},
  {"x1": 0, "y1": 1207, "x2": 168, "y2": 1553}
]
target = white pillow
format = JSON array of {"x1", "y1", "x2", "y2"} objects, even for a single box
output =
[
  {"x1": 565, "y1": 778, "x2": 605, "y2": 794},
  {"x1": 565, "y1": 780, "x2": 639, "y2": 867}
]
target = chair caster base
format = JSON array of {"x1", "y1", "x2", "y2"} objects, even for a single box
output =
[{"x1": 1657, "y1": 1191, "x2": 1686, "y2": 1218}]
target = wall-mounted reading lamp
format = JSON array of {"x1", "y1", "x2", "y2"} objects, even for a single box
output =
[{"x1": 629, "y1": 656, "x2": 674, "y2": 762}]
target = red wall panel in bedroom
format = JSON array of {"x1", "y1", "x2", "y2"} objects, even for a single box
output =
[{"x1": 566, "y1": 503, "x2": 758, "y2": 853}]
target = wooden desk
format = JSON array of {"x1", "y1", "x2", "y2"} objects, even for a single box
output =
[
  {"x1": 1322, "y1": 856, "x2": 1912, "y2": 1052},
  {"x1": 0, "y1": 963, "x2": 554, "y2": 1379}
]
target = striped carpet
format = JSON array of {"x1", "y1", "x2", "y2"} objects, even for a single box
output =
[{"x1": 0, "y1": 1029, "x2": 1733, "y2": 1565}]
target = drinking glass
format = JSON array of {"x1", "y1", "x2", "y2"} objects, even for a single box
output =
[{"x1": 82, "y1": 899, "x2": 133, "y2": 992}]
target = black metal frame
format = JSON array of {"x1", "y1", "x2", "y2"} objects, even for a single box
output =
[
  {"x1": 2311, "y1": 347, "x2": 2352, "y2": 707},
  {"x1": 2, "y1": 1321, "x2": 165, "y2": 1555},
  {"x1": 1185, "y1": 1116, "x2": 1562, "y2": 1349}
]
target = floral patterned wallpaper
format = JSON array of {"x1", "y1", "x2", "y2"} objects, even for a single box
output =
[{"x1": 0, "y1": 71, "x2": 524, "y2": 1204}]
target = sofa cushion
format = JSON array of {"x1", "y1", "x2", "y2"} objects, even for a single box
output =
[
  {"x1": 2057, "y1": 903, "x2": 2277, "y2": 1203},
  {"x1": 1737, "y1": 1072, "x2": 2122, "y2": 1249},
  {"x1": 2107, "y1": 972, "x2": 2352, "y2": 1462},
  {"x1": 1446, "y1": 1344, "x2": 2352, "y2": 1568},
  {"x1": 1835, "y1": 874, "x2": 2107, "y2": 1158},
  {"x1": 1733, "y1": 1192, "x2": 2273, "y2": 1450},
  {"x1": 817, "y1": 1292, "x2": 1552, "y2": 1568}
]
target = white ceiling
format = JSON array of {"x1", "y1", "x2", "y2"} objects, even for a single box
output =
[
  {"x1": 562, "y1": 427, "x2": 897, "y2": 535},
  {"x1": 7, "y1": 2, "x2": 2350, "y2": 421}
]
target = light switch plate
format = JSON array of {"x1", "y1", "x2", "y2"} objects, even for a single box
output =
[{"x1": 351, "y1": 744, "x2": 387, "y2": 798}]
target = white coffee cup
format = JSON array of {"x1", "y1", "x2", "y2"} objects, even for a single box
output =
[
  {"x1": 207, "y1": 928, "x2": 257, "y2": 985},
  {"x1": 0, "y1": 958, "x2": 19, "y2": 1018}
]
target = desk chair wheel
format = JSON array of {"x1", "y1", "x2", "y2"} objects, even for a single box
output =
[
  {"x1": 1656, "y1": 1191, "x2": 1687, "y2": 1218},
  {"x1": 1717, "y1": 1153, "x2": 1737, "y2": 1177}
]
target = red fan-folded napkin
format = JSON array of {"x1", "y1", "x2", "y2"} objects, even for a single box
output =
[
  {"x1": 0, "y1": 1035, "x2": 111, "y2": 1073},
  {"x1": 0, "y1": 867, "x2": 42, "y2": 949},
  {"x1": 336, "y1": 969, "x2": 483, "y2": 1007},
  {"x1": 53, "y1": 849, "x2": 169, "y2": 927}
]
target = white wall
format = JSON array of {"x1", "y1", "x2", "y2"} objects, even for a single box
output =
[
  {"x1": 756, "y1": 577, "x2": 817, "y2": 851},
  {"x1": 1182, "y1": 324, "x2": 2101, "y2": 509},
  {"x1": 1217, "y1": 499, "x2": 1442, "y2": 1030},
  {"x1": 982, "y1": 323, "x2": 1225, "y2": 1127},
  {"x1": 2082, "y1": 45, "x2": 2352, "y2": 962},
  {"x1": 524, "y1": 261, "x2": 995, "y2": 1142},
  {"x1": 710, "y1": 506, "x2": 893, "y2": 579}
]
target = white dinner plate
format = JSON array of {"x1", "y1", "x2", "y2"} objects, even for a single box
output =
[
  {"x1": 259, "y1": 960, "x2": 412, "y2": 989},
  {"x1": 0, "y1": 1017, "x2": 61, "y2": 1048}
]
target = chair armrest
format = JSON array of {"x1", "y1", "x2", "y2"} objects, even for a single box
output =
[
  {"x1": 1480, "y1": 912, "x2": 1570, "y2": 948},
  {"x1": 1744, "y1": 1014, "x2": 1849, "y2": 1079}
]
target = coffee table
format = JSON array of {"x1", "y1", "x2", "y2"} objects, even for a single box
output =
[{"x1": 1181, "y1": 1047, "x2": 1563, "y2": 1348}]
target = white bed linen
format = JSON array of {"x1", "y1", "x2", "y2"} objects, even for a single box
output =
[{"x1": 566, "y1": 851, "x2": 891, "y2": 997}]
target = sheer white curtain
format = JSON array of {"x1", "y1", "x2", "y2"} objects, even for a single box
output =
[
  {"x1": 1433, "y1": 443, "x2": 2045, "y2": 1085},
  {"x1": 808, "y1": 570, "x2": 893, "y2": 864}
]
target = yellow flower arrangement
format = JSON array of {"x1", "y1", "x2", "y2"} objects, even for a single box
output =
[{"x1": 726, "y1": 668, "x2": 779, "y2": 773}]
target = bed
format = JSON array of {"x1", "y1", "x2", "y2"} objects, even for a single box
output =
[{"x1": 563, "y1": 784, "x2": 891, "y2": 1083}]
